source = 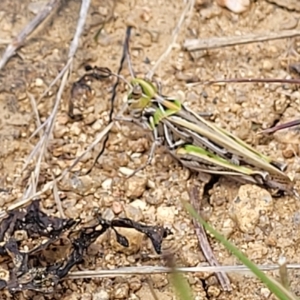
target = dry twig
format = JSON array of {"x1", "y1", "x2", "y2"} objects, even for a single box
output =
[
  {"x1": 22, "y1": 0, "x2": 91, "y2": 201},
  {"x1": 27, "y1": 93, "x2": 42, "y2": 138},
  {"x1": 0, "y1": 0, "x2": 93, "y2": 221},
  {"x1": 189, "y1": 186, "x2": 232, "y2": 291},
  {"x1": 146, "y1": 277, "x2": 160, "y2": 300},
  {"x1": 278, "y1": 256, "x2": 290, "y2": 291},
  {"x1": 0, "y1": 121, "x2": 113, "y2": 221},
  {"x1": 53, "y1": 180, "x2": 65, "y2": 218},
  {"x1": 146, "y1": 0, "x2": 194, "y2": 80},
  {"x1": 184, "y1": 30, "x2": 300, "y2": 52},
  {"x1": 68, "y1": 263, "x2": 300, "y2": 279},
  {"x1": 0, "y1": 0, "x2": 61, "y2": 70}
]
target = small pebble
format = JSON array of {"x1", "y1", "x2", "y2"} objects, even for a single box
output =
[
  {"x1": 180, "y1": 246, "x2": 200, "y2": 266},
  {"x1": 119, "y1": 167, "x2": 135, "y2": 176},
  {"x1": 113, "y1": 283, "x2": 129, "y2": 299},
  {"x1": 217, "y1": 0, "x2": 250, "y2": 13},
  {"x1": 229, "y1": 185, "x2": 273, "y2": 233},
  {"x1": 102, "y1": 178, "x2": 113, "y2": 190},
  {"x1": 102, "y1": 208, "x2": 114, "y2": 220},
  {"x1": 69, "y1": 123, "x2": 81, "y2": 136},
  {"x1": 93, "y1": 290, "x2": 109, "y2": 300},
  {"x1": 125, "y1": 176, "x2": 147, "y2": 199},
  {"x1": 28, "y1": 1, "x2": 47, "y2": 14},
  {"x1": 260, "y1": 287, "x2": 271, "y2": 298},
  {"x1": 151, "y1": 274, "x2": 169, "y2": 288},
  {"x1": 35, "y1": 77, "x2": 44, "y2": 86},
  {"x1": 207, "y1": 286, "x2": 221, "y2": 298},
  {"x1": 262, "y1": 60, "x2": 273, "y2": 71},
  {"x1": 129, "y1": 277, "x2": 142, "y2": 292},
  {"x1": 124, "y1": 204, "x2": 143, "y2": 222},
  {"x1": 130, "y1": 199, "x2": 147, "y2": 211},
  {"x1": 156, "y1": 206, "x2": 176, "y2": 223},
  {"x1": 112, "y1": 201, "x2": 123, "y2": 214}
]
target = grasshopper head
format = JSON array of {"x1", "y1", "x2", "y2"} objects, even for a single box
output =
[{"x1": 127, "y1": 78, "x2": 157, "y2": 118}]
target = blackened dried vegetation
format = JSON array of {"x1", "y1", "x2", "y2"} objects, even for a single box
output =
[{"x1": 0, "y1": 200, "x2": 170, "y2": 294}]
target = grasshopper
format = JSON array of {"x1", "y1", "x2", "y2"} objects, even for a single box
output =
[
  {"x1": 121, "y1": 77, "x2": 295, "y2": 195},
  {"x1": 76, "y1": 28, "x2": 295, "y2": 195}
]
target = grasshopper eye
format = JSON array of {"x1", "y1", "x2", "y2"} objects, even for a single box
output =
[{"x1": 131, "y1": 84, "x2": 143, "y2": 99}]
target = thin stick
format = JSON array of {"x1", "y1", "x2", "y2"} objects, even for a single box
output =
[
  {"x1": 186, "y1": 77, "x2": 300, "y2": 88},
  {"x1": 29, "y1": 170, "x2": 37, "y2": 195},
  {"x1": 125, "y1": 26, "x2": 136, "y2": 79},
  {"x1": 206, "y1": 78, "x2": 300, "y2": 85},
  {"x1": 0, "y1": 121, "x2": 113, "y2": 221},
  {"x1": 22, "y1": 0, "x2": 91, "y2": 200},
  {"x1": 189, "y1": 186, "x2": 232, "y2": 291},
  {"x1": 27, "y1": 93, "x2": 42, "y2": 138},
  {"x1": 278, "y1": 257, "x2": 290, "y2": 291},
  {"x1": 53, "y1": 180, "x2": 65, "y2": 218},
  {"x1": 260, "y1": 119, "x2": 300, "y2": 134},
  {"x1": 184, "y1": 30, "x2": 300, "y2": 52},
  {"x1": 23, "y1": 1, "x2": 114, "y2": 125},
  {"x1": 28, "y1": 63, "x2": 73, "y2": 142},
  {"x1": 146, "y1": 276, "x2": 160, "y2": 300},
  {"x1": 68, "y1": 263, "x2": 300, "y2": 279},
  {"x1": 146, "y1": 0, "x2": 194, "y2": 80},
  {"x1": 22, "y1": 67, "x2": 70, "y2": 199},
  {"x1": 0, "y1": 0, "x2": 61, "y2": 70},
  {"x1": 68, "y1": 0, "x2": 91, "y2": 60},
  {"x1": 61, "y1": 121, "x2": 114, "y2": 178}
]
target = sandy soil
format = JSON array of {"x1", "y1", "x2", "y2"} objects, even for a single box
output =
[{"x1": 1, "y1": 0, "x2": 300, "y2": 299}]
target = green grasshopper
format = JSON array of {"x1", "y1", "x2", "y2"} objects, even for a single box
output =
[
  {"x1": 121, "y1": 77, "x2": 295, "y2": 195},
  {"x1": 78, "y1": 28, "x2": 294, "y2": 196}
]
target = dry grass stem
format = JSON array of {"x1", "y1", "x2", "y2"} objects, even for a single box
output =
[
  {"x1": 278, "y1": 257, "x2": 290, "y2": 290},
  {"x1": 146, "y1": 276, "x2": 160, "y2": 300},
  {"x1": 189, "y1": 187, "x2": 232, "y2": 291},
  {"x1": 53, "y1": 180, "x2": 65, "y2": 218},
  {"x1": 68, "y1": 263, "x2": 300, "y2": 279},
  {"x1": 0, "y1": 120, "x2": 113, "y2": 221},
  {"x1": 22, "y1": 68, "x2": 69, "y2": 200},
  {"x1": 28, "y1": 93, "x2": 42, "y2": 138},
  {"x1": 60, "y1": 121, "x2": 114, "y2": 179},
  {"x1": 5, "y1": 0, "x2": 92, "y2": 215},
  {"x1": 0, "y1": 0, "x2": 61, "y2": 70},
  {"x1": 184, "y1": 30, "x2": 300, "y2": 51},
  {"x1": 146, "y1": 0, "x2": 194, "y2": 80}
]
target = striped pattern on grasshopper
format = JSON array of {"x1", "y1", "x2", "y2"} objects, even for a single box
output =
[{"x1": 123, "y1": 78, "x2": 295, "y2": 195}]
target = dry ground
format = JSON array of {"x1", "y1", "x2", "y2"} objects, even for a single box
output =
[{"x1": 1, "y1": 0, "x2": 300, "y2": 299}]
